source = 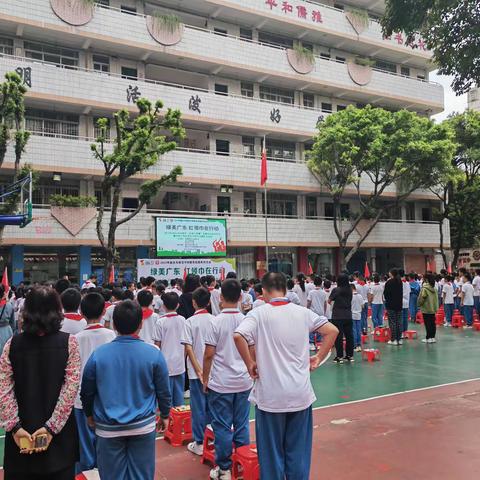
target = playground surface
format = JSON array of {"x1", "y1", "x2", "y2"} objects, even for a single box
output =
[{"x1": 1, "y1": 324, "x2": 480, "y2": 479}]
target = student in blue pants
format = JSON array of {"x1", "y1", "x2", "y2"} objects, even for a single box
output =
[
  {"x1": 408, "y1": 273, "x2": 420, "y2": 322},
  {"x1": 203, "y1": 279, "x2": 253, "y2": 480},
  {"x1": 234, "y1": 272, "x2": 338, "y2": 480}
]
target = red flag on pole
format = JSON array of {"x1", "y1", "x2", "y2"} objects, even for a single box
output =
[
  {"x1": 364, "y1": 262, "x2": 370, "y2": 279},
  {"x1": 261, "y1": 140, "x2": 268, "y2": 186},
  {"x1": 1, "y1": 267, "x2": 9, "y2": 293},
  {"x1": 447, "y1": 262, "x2": 452, "y2": 274},
  {"x1": 108, "y1": 265, "x2": 115, "y2": 284},
  {"x1": 307, "y1": 262, "x2": 313, "y2": 275},
  {"x1": 183, "y1": 268, "x2": 188, "y2": 281}
]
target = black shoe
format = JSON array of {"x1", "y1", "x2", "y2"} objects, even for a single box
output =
[
  {"x1": 343, "y1": 356, "x2": 355, "y2": 363},
  {"x1": 333, "y1": 356, "x2": 344, "y2": 364}
]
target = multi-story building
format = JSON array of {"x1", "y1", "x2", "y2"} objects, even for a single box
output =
[
  {"x1": 468, "y1": 87, "x2": 480, "y2": 111},
  {"x1": 0, "y1": 0, "x2": 446, "y2": 284}
]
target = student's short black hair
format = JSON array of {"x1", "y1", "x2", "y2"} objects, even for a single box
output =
[
  {"x1": 162, "y1": 292, "x2": 180, "y2": 311},
  {"x1": 54, "y1": 278, "x2": 71, "y2": 295},
  {"x1": 81, "y1": 292, "x2": 106, "y2": 321},
  {"x1": 61, "y1": 287, "x2": 81, "y2": 312},
  {"x1": 314, "y1": 275, "x2": 322, "y2": 287},
  {"x1": 221, "y1": 279, "x2": 242, "y2": 303},
  {"x1": 373, "y1": 274, "x2": 380, "y2": 283},
  {"x1": 254, "y1": 283, "x2": 263, "y2": 295},
  {"x1": 192, "y1": 287, "x2": 211, "y2": 309},
  {"x1": 101, "y1": 289, "x2": 112, "y2": 302},
  {"x1": 137, "y1": 289, "x2": 153, "y2": 308},
  {"x1": 261, "y1": 272, "x2": 287, "y2": 294},
  {"x1": 113, "y1": 300, "x2": 142, "y2": 334},
  {"x1": 323, "y1": 280, "x2": 331, "y2": 289},
  {"x1": 123, "y1": 290, "x2": 135, "y2": 301},
  {"x1": 241, "y1": 280, "x2": 249, "y2": 291},
  {"x1": 111, "y1": 287, "x2": 124, "y2": 301},
  {"x1": 226, "y1": 272, "x2": 237, "y2": 279},
  {"x1": 286, "y1": 278, "x2": 295, "y2": 290},
  {"x1": 205, "y1": 275, "x2": 216, "y2": 286},
  {"x1": 145, "y1": 276, "x2": 156, "y2": 287}
]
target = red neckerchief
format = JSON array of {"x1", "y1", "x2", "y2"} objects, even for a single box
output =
[
  {"x1": 64, "y1": 313, "x2": 84, "y2": 321},
  {"x1": 163, "y1": 312, "x2": 178, "y2": 318},
  {"x1": 269, "y1": 298, "x2": 290, "y2": 307},
  {"x1": 358, "y1": 280, "x2": 366, "y2": 286},
  {"x1": 208, "y1": 287, "x2": 215, "y2": 292},
  {"x1": 0, "y1": 300, "x2": 6, "y2": 306},
  {"x1": 130, "y1": 334, "x2": 141, "y2": 339},
  {"x1": 105, "y1": 302, "x2": 112, "y2": 309},
  {"x1": 142, "y1": 308, "x2": 154, "y2": 319},
  {"x1": 85, "y1": 324, "x2": 105, "y2": 331},
  {"x1": 194, "y1": 309, "x2": 209, "y2": 315}
]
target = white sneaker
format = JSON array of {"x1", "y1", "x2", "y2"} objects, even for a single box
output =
[
  {"x1": 398, "y1": 340, "x2": 403, "y2": 346},
  {"x1": 429, "y1": 338, "x2": 437, "y2": 343},
  {"x1": 387, "y1": 340, "x2": 396, "y2": 345},
  {"x1": 355, "y1": 346, "x2": 362, "y2": 352},
  {"x1": 184, "y1": 389, "x2": 191, "y2": 399},
  {"x1": 421, "y1": 339, "x2": 429, "y2": 343},
  {"x1": 187, "y1": 441, "x2": 204, "y2": 456},
  {"x1": 210, "y1": 467, "x2": 232, "y2": 479}
]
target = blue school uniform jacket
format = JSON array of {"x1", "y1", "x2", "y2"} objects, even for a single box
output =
[{"x1": 81, "y1": 336, "x2": 171, "y2": 433}]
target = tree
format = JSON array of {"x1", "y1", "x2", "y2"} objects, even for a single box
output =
[
  {"x1": 92, "y1": 98, "x2": 185, "y2": 280},
  {"x1": 381, "y1": 0, "x2": 480, "y2": 95},
  {"x1": 307, "y1": 105, "x2": 455, "y2": 270},
  {"x1": 0, "y1": 72, "x2": 31, "y2": 241},
  {"x1": 432, "y1": 110, "x2": 480, "y2": 268}
]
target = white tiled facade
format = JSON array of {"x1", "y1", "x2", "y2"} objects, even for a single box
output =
[{"x1": 0, "y1": 0, "x2": 446, "y2": 281}]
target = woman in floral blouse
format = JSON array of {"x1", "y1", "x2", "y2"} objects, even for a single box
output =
[{"x1": 0, "y1": 286, "x2": 81, "y2": 480}]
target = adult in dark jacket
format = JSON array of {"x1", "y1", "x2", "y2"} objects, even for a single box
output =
[
  {"x1": 384, "y1": 268, "x2": 404, "y2": 346},
  {"x1": 0, "y1": 286, "x2": 81, "y2": 480}
]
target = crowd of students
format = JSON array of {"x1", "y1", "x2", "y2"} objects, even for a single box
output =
[{"x1": 0, "y1": 265, "x2": 477, "y2": 480}]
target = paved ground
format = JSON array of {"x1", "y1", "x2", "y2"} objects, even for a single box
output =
[{"x1": 1, "y1": 323, "x2": 480, "y2": 478}]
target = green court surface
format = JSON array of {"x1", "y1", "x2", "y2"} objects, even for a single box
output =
[{"x1": 1, "y1": 324, "x2": 479, "y2": 469}]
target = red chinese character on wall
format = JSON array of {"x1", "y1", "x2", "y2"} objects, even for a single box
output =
[
  {"x1": 394, "y1": 32, "x2": 404, "y2": 45},
  {"x1": 265, "y1": 0, "x2": 278, "y2": 9},
  {"x1": 312, "y1": 10, "x2": 323, "y2": 23},
  {"x1": 297, "y1": 5, "x2": 307, "y2": 19},
  {"x1": 282, "y1": 1, "x2": 293, "y2": 13},
  {"x1": 417, "y1": 38, "x2": 427, "y2": 51}
]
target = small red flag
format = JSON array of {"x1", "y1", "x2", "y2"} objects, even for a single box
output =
[
  {"x1": 447, "y1": 262, "x2": 452, "y2": 274},
  {"x1": 108, "y1": 265, "x2": 115, "y2": 284},
  {"x1": 364, "y1": 262, "x2": 370, "y2": 279},
  {"x1": 183, "y1": 268, "x2": 188, "y2": 281},
  {"x1": 1, "y1": 267, "x2": 9, "y2": 293},
  {"x1": 261, "y1": 145, "x2": 268, "y2": 186},
  {"x1": 307, "y1": 262, "x2": 313, "y2": 275}
]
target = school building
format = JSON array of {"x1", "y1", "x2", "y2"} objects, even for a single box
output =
[{"x1": 0, "y1": 0, "x2": 446, "y2": 284}]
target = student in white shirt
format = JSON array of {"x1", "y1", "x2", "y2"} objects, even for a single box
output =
[
  {"x1": 203, "y1": 279, "x2": 253, "y2": 480},
  {"x1": 102, "y1": 287, "x2": 123, "y2": 329},
  {"x1": 252, "y1": 283, "x2": 266, "y2": 309},
  {"x1": 234, "y1": 272, "x2": 338, "y2": 480},
  {"x1": 137, "y1": 290, "x2": 159, "y2": 345},
  {"x1": 306, "y1": 276, "x2": 327, "y2": 350},
  {"x1": 351, "y1": 284, "x2": 364, "y2": 352},
  {"x1": 461, "y1": 273, "x2": 475, "y2": 327},
  {"x1": 473, "y1": 269, "x2": 480, "y2": 315},
  {"x1": 81, "y1": 275, "x2": 97, "y2": 290},
  {"x1": 368, "y1": 275, "x2": 385, "y2": 328},
  {"x1": 75, "y1": 292, "x2": 116, "y2": 472},
  {"x1": 153, "y1": 282, "x2": 166, "y2": 315},
  {"x1": 153, "y1": 292, "x2": 186, "y2": 406},
  {"x1": 240, "y1": 281, "x2": 253, "y2": 314},
  {"x1": 286, "y1": 278, "x2": 301, "y2": 305},
  {"x1": 182, "y1": 287, "x2": 215, "y2": 456},
  {"x1": 292, "y1": 274, "x2": 309, "y2": 307},
  {"x1": 353, "y1": 273, "x2": 369, "y2": 334},
  {"x1": 442, "y1": 275, "x2": 455, "y2": 326},
  {"x1": 322, "y1": 280, "x2": 333, "y2": 320},
  {"x1": 60, "y1": 288, "x2": 87, "y2": 334}
]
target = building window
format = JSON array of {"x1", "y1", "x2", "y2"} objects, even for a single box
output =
[
  {"x1": 26, "y1": 109, "x2": 79, "y2": 137},
  {"x1": 336, "y1": 56, "x2": 346, "y2": 63},
  {"x1": 241, "y1": 81, "x2": 254, "y2": 98},
  {"x1": 244, "y1": 192, "x2": 256, "y2": 215},
  {"x1": 214, "y1": 83, "x2": 228, "y2": 96},
  {"x1": 214, "y1": 28, "x2": 228, "y2": 36},
  {"x1": 264, "y1": 193, "x2": 297, "y2": 217},
  {"x1": 121, "y1": 66, "x2": 137, "y2": 80},
  {"x1": 375, "y1": 59, "x2": 397, "y2": 74},
  {"x1": 122, "y1": 197, "x2": 139, "y2": 211},
  {"x1": 325, "y1": 202, "x2": 350, "y2": 219},
  {"x1": 406, "y1": 202, "x2": 416, "y2": 221},
  {"x1": 320, "y1": 52, "x2": 331, "y2": 60},
  {"x1": 321, "y1": 102, "x2": 332, "y2": 113},
  {"x1": 258, "y1": 31, "x2": 293, "y2": 49},
  {"x1": 24, "y1": 41, "x2": 79, "y2": 68},
  {"x1": 333, "y1": 3, "x2": 345, "y2": 10},
  {"x1": 306, "y1": 196, "x2": 317, "y2": 218},
  {"x1": 240, "y1": 28, "x2": 253, "y2": 41},
  {"x1": 120, "y1": 5, "x2": 136, "y2": 15},
  {"x1": 302, "y1": 43, "x2": 314, "y2": 52},
  {"x1": 0, "y1": 37, "x2": 14, "y2": 56},
  {"x1": 337, "y1": 105, "x2": 346, "y2": 111},
  {"x1": 33, "y1": 183, "x2": 80, "y2": 205},
  {"x1": 93, "y1": 117, "x2": 110, "y2": 139},
  {"x1": 417, "y1": 74, "x2": 426, "y2": 80},
  {"x1": 266, "y1": 139, "x2": 296, "y2": 162},
  {"x1": 97, "y1": 0, "x2": 109, "y2": 7},
  {"x1": 92, "y1": 54, "x2": 110, "y2": 73},
  {"x1": 216, "y1": 139, "x2": 230, "y2": 156},
  {"x1": 217, "y1": 196, "x2": 231, "y2": 214},
  {"x1": 242, "y1": 136, "x2": 255, "y2": 156},
  {"x1": 422, "y1": 207, "x2": 432, "y2": 222},
  {"x1": 401, "y1": 66, "x2": 410, "y2": 77},
  {"x1": 303, "y1": 93, "x2": 314, "y2": 108},
  {"x1": 260, "y1": 85, "x2": 294, "y2": 105}
]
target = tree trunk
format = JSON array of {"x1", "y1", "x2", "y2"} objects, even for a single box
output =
[
  {"x1": 438, "y1": 217, "x2": 448, "y2": 269},
  {"x1": 104, "y1": 181, "x2": 121, "y2": 282}
]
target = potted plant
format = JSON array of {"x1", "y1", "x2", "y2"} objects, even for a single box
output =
[
  {"x1": 345, "y1": 7, "x2": 369, "y2": 35},
  {"x1": 50, "y1": 0, "x2": 95, "y2": 26},
  {"x1": 146, "y1": 12, "x2": 184, "y2": 46},
  {"x1": 50, "y1": 194, "x2": 97, "y2": 236},
  {"x1": 286, "y1": 44, "x2": 315, "y2": 74},
  {"x1": 347, "y1": 56, "x2": 374, "y2": 85}
]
